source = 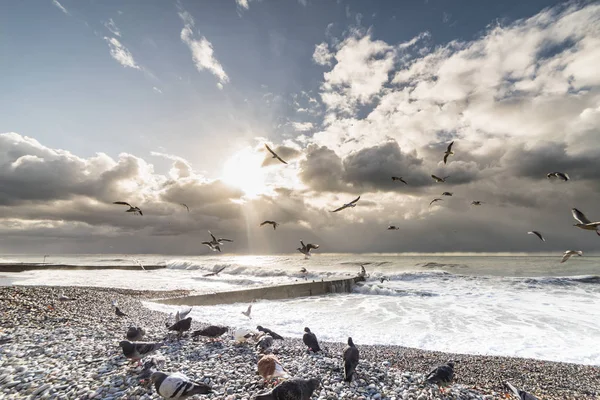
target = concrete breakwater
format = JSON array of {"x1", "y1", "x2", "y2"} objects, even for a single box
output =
[
  {"x1": 0, "y1": 264, "x2": 165, "y2": 272},
  {"x1": 154, "y1": 276, "x2": 366, "y2": 306}
]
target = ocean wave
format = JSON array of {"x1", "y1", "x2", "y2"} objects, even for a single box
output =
[
  {"x1": 353, "y1": 284, "x2": 438, "y2": 297},
  {"x1": 417, "y1": 261, "x2": 468, "y2": 269},
  {"x1": 520, "y1": 275, "x2": 600, "y2": 286}
]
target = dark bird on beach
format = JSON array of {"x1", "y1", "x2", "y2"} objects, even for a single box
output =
[
  {"x1": 391, "y1": 176, "x2": 408, "y2": 184},
  {"x1": 256, "y1": 334, "x2": 274, "y2": 353},
  {"x1": 252, "y1": 378, "x2": 320, "y2": 400},
  {"x1": 426, "y1": 361, "x2": 454, "y2": 387},
  {"x1": 191, "y1": 326, "x2": 228, "y2": 341},
  {"x1": 527, "y1": 231, "x2": 545, "y2": 242},
  {"x1": 138, "y1": 354, "x2": 166, "y2": 381},
  {"x1": 257, "y1": 325, "x2": 284, "y2": 340},
  {"x1": 443, "y1": 141, "x2": 454, "y2": 164},
  {"x1": 331, "y1": 196, "x2": 360, "y2": 212},
  {"x1": 430, "y1": 198, "x2": 443, "y2": 207},
  {"x1": 257, "y1": 354, "x2": 289, "y2": 382},
  {"x1": 119, "y1": 340, "x2": 164, "y2": 364},
  {"x1": 113, "y1": 201, "x2": 143, "y2": 215},
  {"x1": 168, "y1": 317, "x2": 192, "y2": 337},
  {"x1": 442, "y1": 192, "x2": 453, "y2": 196},
  {"x1": 115, "y1": 307, "x2": 127, "y2": 317},
  {"x1": 265, "y1": 144, "x2": 288, "y2": 165},
  {"x1": 431, "y1": 175, "x2": 449, "y2": 183},
  {"x1": 505, "y1": 381, "x2": 539, "y2": 400},
  {"x1": 302, "y1": 327, "x2": 321, "y2": 352},
  {"x1": 181, "y1": 203, "x2": 190, "y2": 213},
  {"x1": 571, "y1": 208, "x2": 600, "y2": 235},
  {"x1": 547, "y1": 172, "x2": 569, "y2": 181},
  {"x1": 297, "y1": 240, "x2": 319, "y2": 257},
  {"x1": 343, "y1": 337, "x2": 360, "y2": 383},
  {"x1": 260, "y1": 221, "x2": 279, "y2": 230},
  {"x1": 203, "y1": 266, "x2": 226, "y2": 277},
  {"x1": 150, "y1": 371, "x2": 213, "y2": 399},
  {"x1": 126, "y1": 326, "x2": 145, "y2": 342},
  {"x1": 387, "y1": 225, "x2": 400, "y2": 230}
]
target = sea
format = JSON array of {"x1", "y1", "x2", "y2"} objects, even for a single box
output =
[{"x1": 1, "y1": 253, "x2": 599, "y2": 366}]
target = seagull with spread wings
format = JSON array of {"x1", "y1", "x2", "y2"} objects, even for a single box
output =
[
  {"x1": 265, "y1": 144, "x2": 288, "y2": 165},
  {"x1": 431, "y1": 175, "x2": 449, "y2": 183},
  {"x1": 181, "y1": 203, "x2": 190, "y2": 213},
  {"x1": 430, "y1": 198, "x2": 443, "y2": 207},
  {"x1": 561, "y1": 250, "x2": 583, "y2": 263},
  {"x1": 527, "y1": 231, "x2": 545, "y2": 242},
  {"x1": 547, "y1": 172, "x2": 569, "y2": 181},
  {"x1": 297, "y1": 240, "x2": 319, "y2": 257},
  {"x1": 260, "y1": 220, "x2": 279, "y2": 230},
  {"x1": 331, "y1": 196, "x2": 361, "y2": 212},
  {"x1": 571, "y1": 208, "x2": 600, "y2": 235},
  {"x1": 113, "y1": 201, "x2": 143, "y2": 216},
  {"x1": 443, "y1": 141, "x2": 454, "y2": 164},
  {"x1": 391, "y1": 176, "x2": 408, "y2": 184}
]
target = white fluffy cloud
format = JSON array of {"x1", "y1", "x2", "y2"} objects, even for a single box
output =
[
  {"x1": 104, "y1": 37, "x2": 139, "y2": 69},
  {"x1": 179, "y1": 12, "x2": 229, "y2": 85},
  {"x1": 104, "y1": 18, "x2": 121, "y2": 37},
  {"x1": 51, "y1": 0, "x2": 69, "y2": 15},
  {"x1": 313, "y1": 42, "x2": 333, "y2": 66}
]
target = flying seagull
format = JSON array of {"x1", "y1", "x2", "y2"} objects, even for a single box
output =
[
  {"x1": 443, "y1": 141, "x2": 454, "y2": 164},
  {"x1": 430, "y1": 198, "x2": 443, "y2": 207},
  {"x1": 113, "y1": 201, "x2": 143, "y2": 216},
  {"x1": 343, "y1": 337, "x2": 360, "y2": 383},
  {"x1": 426, "y1": 361, "x2": 454, "y2": 388},
  {"x1": 571, "y1": 208, "x2": 600, "y2": 235},
  {"x1": 431, "y1": 175, "x2": 449, "y2": 183},
  {"x1": 547, "y1": 172, "x2": 569, "y2": 182},
  {"x1": 119, "y1": 340, "x2": 164, "y2": 365},
  {"x1": 391, "y1": 176, "x2": 408, "y2": 184},
  {"x1": 253, "y1": 378, "x2": 321, "y2": 400},
  {"x1": 132, "y1": 258, "x2": 146, "y2": 271},
  {"x1": 561, "y1": 250, "x2": 583, "y2": 263},
  {"x1": 302, "y1": 327, "x2": 321, "y2": 352},
  {"x1": 257, "y1": 354, "x2": 289, "y2": 383},
  {"x1": 442, "y1": 192, "x2": 453, "y2": 196},
  {"x1": 505, "y1": 381, "x2": 539, "y2": 400},
  {"x1": 242, "y1": 304, "x2": 252, "y2": 319},
  {"x1": 471, "y1": 201, "x2": 482, "y2": 206},
  {"x1": 181, "y1": 203, "x2": 190, "y2": 213},
  {"x1": 387, "y1": 225, "x2": 400, "y2": 230},
  {"x1": 150, "y1": 371, "x2": 213, "y2": 399},
  {"x1": 297, "y1": 240, "x2": 319, "y2": 257},
  {"x1": 257, "y1": 325, "x2": 284, "y2": 340},
  {"x1": 203, "y1": 265, "x2": 226, "y2": 277},
  {"x1": 202, "y1": 241, "x2": 221, "y2": 252},
  {"x1": 265, "y1": 144, "x2": 288, "y2": 165},
  {"x1": 527, "y1": 231, "x2": 545, "y2": 242},
  {"x1": 260, "y1": 221, "x2": 279, "y2": 230},
  {"x1": 209, "y1": 231, "x2": 233, "y2": 244},
  {"x1": 331, "y1": 196, "x2": 361, "y2": 212}
]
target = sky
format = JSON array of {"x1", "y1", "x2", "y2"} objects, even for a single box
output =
[{"x1": 0, "y1": 0, "x2": 599, "y2": 255}]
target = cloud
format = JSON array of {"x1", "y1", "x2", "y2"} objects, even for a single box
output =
[
  {"x1": 236, "y1": 0, "x2": 249, "y2": 9},
  {"x1": 52, "y1": 0, "x2": 69, "y2": 15},
  {"x1": 104, "y1": 37, "x2": 140, "y2": 69},
  {"x1": 152, "y1": 87, "x2": 162, "y2": 94},
  {"x1": 104, "y1": 18, "x2": 121, "y2": 37},
  {"x1": 313, "y1": 42, "x2": 333, "y2": 66},
  {"x1": 291, "y1": 122, "x2": 314, "y2": 132},
  {"x1": 179, "y1": 12, "x2": 229, "y2": 85}
]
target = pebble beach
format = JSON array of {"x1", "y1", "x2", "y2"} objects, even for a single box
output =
[{"x1": 1, "y1": 286, "x2": 598, "y2": 400}]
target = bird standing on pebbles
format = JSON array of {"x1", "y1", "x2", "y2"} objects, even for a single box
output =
[
  {"x1": 252, "y1": 378, "x2": 321, "y2": 400},
  {"x1": 256, "y1": 334, "x2": 274, "y2": 354},
  {"x1": 119, "y1": 340, "x2": 164, "y2": 366},
  {"x1": 115, "y1": 306, "x2": 127, "y2": 317},
  {"x1": 343, "y1": 337, "x2": 360, "y2": 383},
  {"x1": 126, "y1": 326, "x2": 145, "y2": 341},
  {"x1": 505, "y1": 381, "x2": 539, "y2": 400},
  {"x1": 191, "y1": 326, "x2": 228, "y2": 342},
  {"x1": 168, "y1": 317, "x2": 192, "y2": 338},
  {"x1": 426, "y1": 361, "x2": 454, "y2": 391},
  {"x1": 257, "y1": 354, "x2": 289, "y2": 384},
  {"x1": 302, "y1": 327, "x2": 321, "y2": 352},
  {"x1": 234, "y1": 328, "x2": 254, "y2": 343},
  {"x1": 150, "y1": 371, "x2": 213, "y2": 399},
  {"x1": 257, "y1": 326, "x2": 284, "y2": 340}
]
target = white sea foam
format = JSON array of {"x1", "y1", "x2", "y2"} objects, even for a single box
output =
[{"x1": 2, "y1": 253, "x2": 599, "y2": 364}]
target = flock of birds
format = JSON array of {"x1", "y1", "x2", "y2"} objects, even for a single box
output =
[
  {"x1": 106, "y1": 298, "x2": 540, "y2": 400},
  {"x1": 110, "y1": 141, "x2": 597, "y2": 264}
]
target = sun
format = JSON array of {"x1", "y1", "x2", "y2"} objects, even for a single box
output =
[{"x1": 221, "y1": 147, "x2": 267, "y2": 198}]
